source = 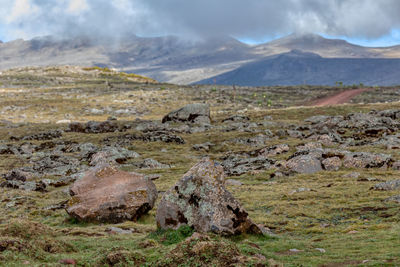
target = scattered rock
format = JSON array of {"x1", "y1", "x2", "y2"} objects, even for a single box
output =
[
  {"x1": 192, "y1": 142, "x2": 215, "y2": 152},
  {"x1": 225, "y1": 179, "x2": 243, "y2": 186},
  {"x1": 285, "y1": 154, "x2": 323, "y2": 174},
  {"x1": 66, "y1": 163, "x2": 158, "y2": 223},
  {"x1": 68, "y1": 120, "x2": 120, "y2": 133},
  {"x1": 321, "y1": 157, "x2": 342, "y2": 171},
  {"x1": 156, "y1": 158, "x2": 261, "y2": 235},
  {"x1": 385, "y1": 195, "x2": 400, "y2": 203},
  {"x1": 132, "y1": 158, "x2": 170, "y2": 169},
  {"x1": 162, "y1": 103, "x2": 211, "y2": 124},
  {"x1": 221, "y1": 155, "x2": 275, "y2": 176},
  {"x1": 372, "y1": 180, "x2": 400, "y2": 191}
]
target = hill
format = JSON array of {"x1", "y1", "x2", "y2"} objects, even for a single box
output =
[{"x1": 197, "y1": 50, "x2": 400, "y2": 86}]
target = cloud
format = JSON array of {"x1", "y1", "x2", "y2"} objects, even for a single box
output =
[{"x1": 0, "y1": 0, "x2": 399, "y2": 41}]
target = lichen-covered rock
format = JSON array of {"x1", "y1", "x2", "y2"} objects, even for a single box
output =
[
  {"x1": 343, "y1": 152, "x2": 393, "y2": 169},
  {"x1": 221, "y1": 155, "x2": 275, "y2": 176},
  {"x1": 285, "y1": 154, "x2": 323, "y2": 174},
  {"x1": 162, "y1": 103, "x2": 210, "y2": 124},
  {"x1": 156, "y1": 158, "x2": 261, "y2": 235},
  {"x1": 66, "y1": 163, "x2": 157, "y2": 223},
  {"x1": 322, "y1": 157, "x2": 342, "y2": 171}
]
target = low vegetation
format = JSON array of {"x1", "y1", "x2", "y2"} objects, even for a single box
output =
[{"x1": 0, "y1": 66, "x2": 399, "y2": 266}]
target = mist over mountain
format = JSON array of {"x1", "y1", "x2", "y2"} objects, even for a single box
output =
[{"x1": 1, "y1": 33, "x2": 400, "y2": 85}]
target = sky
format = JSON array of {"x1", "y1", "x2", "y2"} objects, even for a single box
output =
[{"x1": 1, "y1": 0, "x2": 400, "y2": 47}]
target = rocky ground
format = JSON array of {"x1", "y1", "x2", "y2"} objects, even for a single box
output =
[{"x1": 0, "y1": 66, "x2": 400, "y2": 266}]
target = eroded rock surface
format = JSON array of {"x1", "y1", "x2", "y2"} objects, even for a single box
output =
[
  {"x1": 156, "y1": 158, "x2": 261, "y2": 235},
  {"x1": 66, "y1": 163, "x2": 157, "y2": 223}
]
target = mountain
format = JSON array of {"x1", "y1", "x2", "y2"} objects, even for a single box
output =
[
  {"x1": 197, "y1": 50, "x2": 400, "y2": 86},
  {"x1": 1, "y1": 33, "x2": 400, "y2": 85}
]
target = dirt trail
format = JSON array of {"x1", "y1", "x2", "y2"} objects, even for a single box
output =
[{"x1": 310, "y1": 88, "x2": 371, "y2": 106}]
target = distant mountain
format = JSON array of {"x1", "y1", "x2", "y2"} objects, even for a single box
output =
[
  {"x1": 197, "y1": 50, "x2": 400, "y2": 86},
  {"x1": 1, "y1": 33, "x2": 400, "y2": 85}
]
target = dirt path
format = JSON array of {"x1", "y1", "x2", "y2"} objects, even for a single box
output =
[{"x1": 310, "y1": 88, "x2": 371, "y2": 106}]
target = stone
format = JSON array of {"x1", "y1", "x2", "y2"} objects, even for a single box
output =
[
  {"x1": 192, "y1": 142, "x2": 215, "y2": 152},
  {"x1": 10, "y1": 130, "x2": 63, "y2": 141},
  {"x1": 2, "y1": 170, "x2": 33, "y2": 182},
  {"x1": 156, "y1": 158, "x2": 261, "y2": 235},
  {"x1": 89, "y1": 146, "x2": 139, "y2": 166},
  {"x1": 322, "y1": 157, "x2": 342, "y2": 171},
  {"x1": 385, "y1": 195, "x2": 400, "y2": 203},
  {"x1": 343, "y1": 152, "x2": 393, "y2": 169},
  {"x1": 225, "y1": 179, "x2": 243, "y2": 186},
  {"x1": 132, "y1": 158, "x2": 170, "y2": 169},
  {"x1": 285, "y1": 154, "x2": 323, "y2": 174},
  {"x1": 372, "y1": 180, "x2": 400, "y2": 191},
  {"x1": 222, "y1": 115, "x2": 250, "y2": 123},
  {"x1": 253, "y1": 144, "x2": 290, "y2": 157},
  {"x1": 68, "y1": 120, "x2": 120, "y2": 133},
  {"x1": 162, "y1": 103, "x2": 210, "y2": 124},
  {"x1": 66, "y1": 163, "x2": 157, "y2": 223},
  {"x1": 221, "y1": 155, "x2": 275, "y2": 176}
]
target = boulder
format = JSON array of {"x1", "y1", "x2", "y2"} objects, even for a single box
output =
[
  {"x1": 156, "y1": 158, "x2": 261, "y2": 235},
  {"x1": 66, "y1": 163, "x2": 157, "y2": 223},
  {"x1": 162, "y1": 103, "x2": 210, "y2": 124},
  {"x1": 343, "y1": 152, "x2": 393, "y2": 169},
  {"x1": 285, "y1": 154, "x2": 323, "y2": 174},
  {"x1": 221, "y1": 155, "x2": 275, "y2": 176}
]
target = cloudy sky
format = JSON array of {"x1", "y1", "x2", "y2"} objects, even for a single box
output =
[{"x1": 1, "y1": 0, "x2": 400, "y2": 46}]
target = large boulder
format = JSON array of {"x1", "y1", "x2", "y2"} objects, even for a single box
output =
[
  {"x1": 66, "y1": 164, "x2": 157, "y2": 223},
  {"x1": 162, "y1": 103, "x2": 210, "y2": 124},
  {"x1": 156, "y1": 158, "x2": 261, "y2": 235}
]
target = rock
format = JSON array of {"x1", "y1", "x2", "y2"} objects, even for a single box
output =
[
  {"x1": 225, "y1": 179, "x2": 243, "y2": 186},
  {"x1": 132, "y1": 158, "x2": 170, "y2": 169},
  {"x1": 66, "y1": 163, "x2": 158, "y2": 223},
  {"x1": 392, "y1": 161, "x2": 400, "y2": 170},
  {"x1": 156, "y1": 158, "x2": 261, "y2": 235},
  {"x1": 1, "y1": 180, "x2": 46, "y2": 192},
  {"x1": 296, "y1": 142, "x2": 322, "y2": 152},
  {"x1": 222, "y1": 115, "x2": 250, "y2": 122},
  {"x1": 315, "y1": 248, "x2": 326, "y2": 253},
  {"x1": 372, "y1": 180, "x2": 400, "y2": 191},
  {"x1": 104, "y1": 131, "x2": 185, "y2": 145},
  {"x1": 192, "y1": 142, "x2": 215, "y2": 152},
  {"x1": 290, "y1": 188, "x2": 312, "y2": 194},
  {"x1": 221, "y1": 155, "x2": 275, "y2": 176},
  {"x1": 385, "y1": 195, "x2": 400, "y2": 203},
  {"x1": 344, "y1": 172, "x2": 361, "y2": 178},
  {"x1": 343, "y1": 152, "x2": 393, "y2": 169},
  {"x1": 89, "y1": 146, "x2": 139, "y2": 166},
  {"x1": 162, "y1": 103, "x2": 210, "y2": 124},
  {"x1": 321, "y1": 157, "x2": 342, "y2": 171},
  {"x1": 10, "y1": 130, "x2": 63, "y2": 141},
  {"x1": 251, "y1": 144, "x2": 290, "y2": 157},
  {"x1": 2, "y1": 170, "x2": 33, "y2": 182},
  {"x1": 0, "y1": 145, "x2": 15, "y2": 155},
  {"x1": 230, "y1": 134, "x2": 272, "y2": 147},
  {"x1": 105, "y1": 227, "x2": 134, "y2": 235},
  {"x1": 68, "y1": 120, "x2": 120, "y2": 133},
  {"x1": 285, "y1": 154, "x2": 323, "y2": 174}
]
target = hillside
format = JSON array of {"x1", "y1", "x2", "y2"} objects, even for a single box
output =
[
  {"x1": 1, "y1": 34, "x2": 400, "y2": 85},
  {"x1": 198, "y1": 50, "x2": 400, "y2": 86}
]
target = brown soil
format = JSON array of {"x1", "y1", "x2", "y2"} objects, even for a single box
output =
[{"x1": 310, "y1": 88, "x2": 371, "y2": 106}]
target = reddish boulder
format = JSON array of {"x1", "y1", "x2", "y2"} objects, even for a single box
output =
[{"x1": 66, "y1": 164, "x2": 157, "y2": 223}]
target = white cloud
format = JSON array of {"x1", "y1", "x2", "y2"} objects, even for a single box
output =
[
  {"x1": 5, "y1": 0, "x2": 39, "y2": 23},
  {"x1": 67, "y1": 0, "x2": 89, "y2": 15}
]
